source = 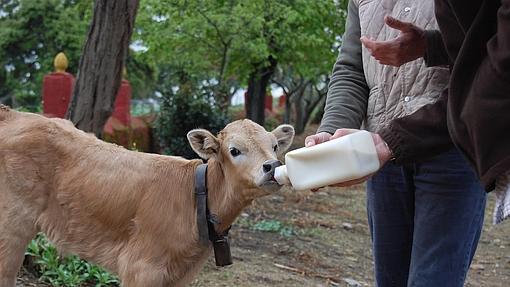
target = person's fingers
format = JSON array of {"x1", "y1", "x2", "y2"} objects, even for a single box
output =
[
  {"x1": 305, "y1": 132, "x2": 331, "y2": 147},
  {"x1": 373, "y1": 133, "x2": 393, "y2": 165},
  {"x1": 361, "y1": 37, "x2": 400, "y2": 57},
  {"x1": 378, "y1": 58, "x2": 401, "y2": 67},
  {"x1": 371, "y1": 54, "x2": 393, "y2": 63},
  {"x1": 329, "y1": 174, "x2": 373, "y2": 187},
  {"x1": 371, "y1": 53, "x2": 393, "y2": 62},
  {"x1": 361, "y1": 37, "x2": 397, "y2": 54},
  {"x1": 384, "y1": 15, "x2": 413, "y2": 32},
  {"x1": 360, "y1": 36, "x2": 376, "y2": 51},
  {"x1": 330, "y1": 179, "x2": 364, "y2": 188},
  {"x1": 304, "y1": 136, "x2": 316, "y2": 147},
  {"x1": 364, "y1": 42, "x2": 408, "y2": 66},
  {"x1": 330, "y1": 128, "x2": 359, "y2": 140}
]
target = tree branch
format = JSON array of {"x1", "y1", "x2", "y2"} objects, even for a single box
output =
[
  {"x1": 197, "y1": 9, "x2": 228, "y2": 46},
  {"x1": 179, "y1": 29, "x2": 222, "y2": 54}
]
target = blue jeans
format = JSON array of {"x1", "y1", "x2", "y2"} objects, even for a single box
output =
[{"x1": 367, "y1": 148, "x2": 486, "y2": 287}]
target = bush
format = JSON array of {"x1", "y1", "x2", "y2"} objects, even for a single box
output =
[
  {"x1": 13, "y1": 88, "x2": 42, "y2": 113},
  {"x1": 228, "y1": 104, "x2": 245, "y2": 121},
  {"x1": 25, "y1": 234, "x2": 119, "y2": 286},
  {"x1": 263, "y1": 109, "x2": 284, "y2": 131},
  {"x1": 156, "y1": 91, "x2": 230, "y2": 159}
]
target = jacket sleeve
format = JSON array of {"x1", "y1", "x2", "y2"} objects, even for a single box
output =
[
  {"x1": 423, "y1": 30, "x2": 450, "y2": 67},
  {"x1": 379, "y1": 89, "x2": 454, "y2": 164},
  {"x1": 318, "y1": 0, "x2": 369, "y2": 135},
  {"x1": 486, "y1": 0, "x2": 510, "y2": 83}
]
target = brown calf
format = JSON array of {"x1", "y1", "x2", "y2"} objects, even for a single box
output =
[{"x1": 0, "y1": 105, "x2": 295, "y2": 286}]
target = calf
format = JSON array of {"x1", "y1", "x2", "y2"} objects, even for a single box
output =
[{"x1": 0, "y1": 105, "x2": 295, "y2": 287}]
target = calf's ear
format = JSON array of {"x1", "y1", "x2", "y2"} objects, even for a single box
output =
[
  {"x1": 187, "y1": 129, "x2": 220, "y2": 159},
  {"x1": 272, "y1": 124, "x2": 295, "y2": 155}
]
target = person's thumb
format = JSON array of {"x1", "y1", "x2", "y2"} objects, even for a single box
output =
[{"x1": 385, "y1": 15, "x2": 413, "y2": 32}]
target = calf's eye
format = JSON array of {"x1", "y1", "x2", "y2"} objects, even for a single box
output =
[
  {"x1": 230, "y1": 147, "x2": 241, "y2": 157},
  {"x1": 273, "y1": 145, "x2": 278, "y2": 152}
]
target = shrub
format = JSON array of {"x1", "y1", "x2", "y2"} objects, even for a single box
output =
[
  {"x1": 155, "y1": 91, "x2": 230, "y2": 159},
  {"x1": 25, "y1": 234, "x2": 119, "y2": 286},
  {"x1": 264, "y1": 108, "x2": 285, "y2": 131},
  {"x1": 228, "y1": 104, "x2": 246, "y2": 121},
  {"x1": 12, "y1": 83, "x2": 42, "y2": 113}
]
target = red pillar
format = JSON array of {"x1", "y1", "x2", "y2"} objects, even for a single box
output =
[
  {"x1": 103, "y1": 79, "x2": 132, "y2": 148},
  {"x1": 265, "y1": 93, "x2": 273, "y2": 112},
  {"x1": 42, "y1": 72, "x2": 74, "y2": 118},
  {"x1": 112, "y1": 79, "x2": 131, "y2": 126},
  {"x1": 278, "y1": 95, "x2": 286, "y2": 108}
]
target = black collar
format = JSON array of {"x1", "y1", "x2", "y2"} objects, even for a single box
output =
[{"x1": 194, "y1": 163, "x2": 233, "y2": 267}]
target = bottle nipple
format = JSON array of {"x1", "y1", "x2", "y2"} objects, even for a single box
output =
[{"x1": 274, "y1": 165, "x2": 290, "y2": 185}]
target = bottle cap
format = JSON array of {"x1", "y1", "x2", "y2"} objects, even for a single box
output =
[{"x1": 274, "y1": 165, "x2": 290, "y2": 185}]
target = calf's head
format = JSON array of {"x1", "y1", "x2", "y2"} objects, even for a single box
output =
[{"x1": 187, "y1": 119, "x2": 294, "y2": 199}]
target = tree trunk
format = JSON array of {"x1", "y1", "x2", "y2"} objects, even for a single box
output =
[
  {"x1": 67, "y1": 0, "x2": 139, "y2": 137},
  {"x1": 292, "y1": 84, "x2": 308, "y2": 135},
  {"x1": 246, "y1": 56, "x2": 277, "y2": 126},
  {"x1": 284, "y1": 93, "x2": 291, "y2": 124},
  {"x1": 216, "y1": 85, "x2": 230, "y2": 113},
  {"x1": 311, "y1": 97, "x2": 326, "y2": 124}
]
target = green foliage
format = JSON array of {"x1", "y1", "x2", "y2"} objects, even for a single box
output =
[
  {"x1": 227, "y1": 104, "x2": 246, "y2": 121},
  {"x1": 26, "y1": 234, "x2": 119, "y2": 287},
  {"x1": 156, "y1": 89, "x2": 230, "y2": 159},
  {"x1": 138, "y1": 0, "x2": 346, "y2": 78},
  {"x1": 125, "y1": 54, "x2": 158, "y2": 99},
  {"x1": 135, "y1": 0, "x2": 347, "y2": 114},
  {"x1": 0, "y1": 0, "x2": 157, "y2": 110},
  {"x1": 264, "y1": 108, "x2": 285, "y2": 131},
  {"x1": 252, "y1": 219, "x2": 296, "y2": 237},
  {"x1": 0, "y1": 0, "x2": 92, "y2": 110}
]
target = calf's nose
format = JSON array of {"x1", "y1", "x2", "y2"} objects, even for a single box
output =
[{"x1": 262, "y1": 159, "x2": 282, "y2": 174}]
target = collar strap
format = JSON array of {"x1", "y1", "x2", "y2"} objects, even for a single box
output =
[
  {"x1": 194, "y1": 164, "x2": 210, "y2": 246},
  {"x1": 194, "y1": 163, "x2": 233, "y2": 266}
]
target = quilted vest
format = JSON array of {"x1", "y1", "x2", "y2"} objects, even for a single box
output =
[{"x1": 355, "y1": 0, "x2": 449, "y2": 132}]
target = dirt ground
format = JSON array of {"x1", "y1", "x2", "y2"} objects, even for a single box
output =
[
  {"x1": 17, "y1": 125, "x2": 510, "y2": 287},
  {"x1": 188, "y1": 187, "x2": 510, "y2": 287}
]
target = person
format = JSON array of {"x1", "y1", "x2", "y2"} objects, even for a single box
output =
[
  {"x1": 345, "y1": 0, "x2": 510, "y2": 224},
  {"x1": 305, "y1": 1, "x2": 487, "y2": 286}
]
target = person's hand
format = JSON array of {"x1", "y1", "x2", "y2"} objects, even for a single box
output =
[
  {"x1": 304, "y1": 132, "x2": 332, "y2": 147},
  {"x1": 310, "y1": 128, "x2": 393, "y2": 191},
  {"x1": 330, "y1": 129, "x2": 393, "y2": 166},
  {"x1": 360, "y1": 15, "x2": 426, "y2": 67}
]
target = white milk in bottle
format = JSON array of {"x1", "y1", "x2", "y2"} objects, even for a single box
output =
[{"x1": 274, "y1": 131, "x2": 380, "y2": 190}]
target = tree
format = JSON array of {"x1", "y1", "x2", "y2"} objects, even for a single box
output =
[
  {"x1": 67, "y1": 0, "x2": 139, "y2": 136},
  {"x1": 136, "y1": 0, "x2": 347, "y2": 126},
  {"x1": 135, "y1": 0, "x2": 255, "y2": 112},
  {"x1": 273, "y1": 69, "x2": 329, "y2": 134}
]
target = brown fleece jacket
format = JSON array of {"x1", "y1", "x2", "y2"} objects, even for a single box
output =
[{"x1": 380, "y1": 0, "x2": 510, "y2": 191}]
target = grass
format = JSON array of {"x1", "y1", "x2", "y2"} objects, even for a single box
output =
[
  {"x1": 236, "y1": 218, "x2": 298, "y2": 237},
  {"x1": 25, "y1": 234, "x2": 119, "y2": 287}
]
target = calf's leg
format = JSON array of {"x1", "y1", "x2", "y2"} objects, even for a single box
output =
[
  {"x1": 0, "y1": 191, "x2": 37, "y2": 287},
  {"x1": 118, "y1": 248, "x2": 169, "y2": 287}
]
